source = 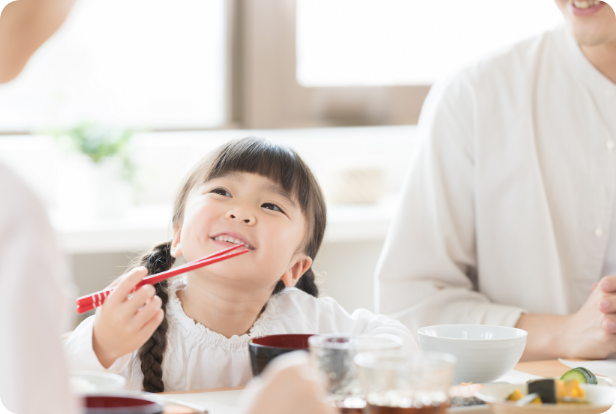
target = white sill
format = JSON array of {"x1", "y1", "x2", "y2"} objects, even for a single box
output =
[{"x1": 50, "y1": 195, "x2": 399, "y2": 254}]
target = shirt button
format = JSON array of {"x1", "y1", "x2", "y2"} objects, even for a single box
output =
[
  {"x1": 607, "y1": 141, "x2": 615, "y2": 150},
  {"x1": 606, "y1": 89, "x2": 615, "y2": 97},
  {"x1": 596, "y1": 227, "x2": 604, "y2": 237}
]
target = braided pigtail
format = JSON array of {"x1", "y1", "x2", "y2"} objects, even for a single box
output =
[
  {"x1": 294, "y1": 268, "x2": 318, "y2": 297},
  {"x1": 271, "y1": 267, "x2": 319, "y2": 298},
  {"x1": 135, "y1": 241, "x2": 175, "y2": 393}
]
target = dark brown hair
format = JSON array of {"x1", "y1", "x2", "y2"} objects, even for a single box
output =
[{"x1": 135, "y1": 137, "x2": 327, "y2": 392}]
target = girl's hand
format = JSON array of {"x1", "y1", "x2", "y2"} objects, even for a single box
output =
[
  {"x1": 92, "y1": 267, "x2": 164, "y2": 369},
  {"x1": 238, "y1": 352, "x2": 336, "y2": 414}
]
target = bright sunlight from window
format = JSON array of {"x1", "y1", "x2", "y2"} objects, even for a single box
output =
[
  {"x1": 0, "y1": 0, "x2": 226, "y2": 132},
  {"x1": 297, "y1": 0, "x2": 564, "y2": 86}
]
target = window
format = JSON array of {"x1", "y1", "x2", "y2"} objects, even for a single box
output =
[
  {"x1": 235, "y1": 0, "x2": 565, "y2": 128},
  {"x1": 0, "y1": 0, "x2": 227, "y2": 132},
  {"x1": 0, "y1": 0, "x2": 567, "y2": 131},
  {"x1": 297, "y1": 0, "x2": 564, "y2": 86}
]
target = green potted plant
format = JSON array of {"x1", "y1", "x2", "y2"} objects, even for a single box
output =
[{"x1": 52, "y1": 123, "x2": 135, "y2": 219}]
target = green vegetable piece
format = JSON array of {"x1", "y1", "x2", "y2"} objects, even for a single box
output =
[
  {"x1": 528, "y1": 379, "x2": 557, "y2": 404},
  {"x1": 561, "y1": 367, "x2": 597, "y2": 385}
]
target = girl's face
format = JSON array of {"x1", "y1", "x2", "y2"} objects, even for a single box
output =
[{"x1": 171, "y1": 172, "x2": 312, "y2": 291}]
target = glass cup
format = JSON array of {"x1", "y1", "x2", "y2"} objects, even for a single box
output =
[
  {"x1": 354, "y1": 351, "x2": 457, "y2": 414},
  {"x1": 309, "y1": 335, "x2": 403, "y2": 413}
]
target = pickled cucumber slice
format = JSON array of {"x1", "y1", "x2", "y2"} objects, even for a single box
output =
[{"x1": 561, "y1": 367, "x2": 597, "y2": 385}]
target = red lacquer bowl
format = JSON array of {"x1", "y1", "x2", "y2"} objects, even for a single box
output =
[
  {"x1": 248, "y1": 333, "x2": 314, "y2": 376},
  {"x1": 83, "y1": 395, "x2": 163, "y2": 414}
]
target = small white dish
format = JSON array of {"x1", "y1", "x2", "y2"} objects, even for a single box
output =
[
  {"x1": 70, "y1": 370, "x2": 126, "y2": 395},
  {"x1": 475, "y1": 382, "x2": 616, "y2": 413},
  {"x1": 417, "y1": 325, "x2": 527, "y2": 384}
]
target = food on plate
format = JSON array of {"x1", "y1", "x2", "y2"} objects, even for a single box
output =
[
  {"x1": 528, "y1": 379, "x2": 558, "y2": 404},
  {"x1": 504, "y1": 375, "x2": 591, "y2": 406},
  {"x1": 561, "y1": 367, "x2": 598, "y2": 385},
  {"x1": 506, "y1": 389, "x2": 524, "y2": 402},
  {"x1": 450, "y1": 383, "x2": 486, "y2": 407},
  {"x1": 529, "y1": 378, "x2": 587, "y2": 404},
  {"x1": 515, "y1": 392, "x2": 542, "y2": 406}
]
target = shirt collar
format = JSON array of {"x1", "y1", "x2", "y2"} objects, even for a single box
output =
[{"x1": 555, "y1": 22, "x2": 616, "y2": 95}]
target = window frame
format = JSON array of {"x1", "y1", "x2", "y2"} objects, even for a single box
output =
[{"x1": 233, "y1": 0, "x2": 429, "y2": 129}]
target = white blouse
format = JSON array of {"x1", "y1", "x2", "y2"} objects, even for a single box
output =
[
  {"x1": 64, "y1": 279, "x2": 416, "y2": 392},
  {"x1": 376, "y1": 23, "x2": 616, "y2": 336}
]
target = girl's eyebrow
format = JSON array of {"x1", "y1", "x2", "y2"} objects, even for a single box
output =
[{"x1": 261, "y1": 183, "x2": 297, "y2": 208}]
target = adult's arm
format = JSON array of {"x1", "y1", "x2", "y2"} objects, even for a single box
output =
[
  {"x1": 0, "y1": 0, "x2": 75, "y2": 83},
  {"x1": 375, "y1": 74, "x2": 526, "y2": 338},
  {"x1": 374, "y1": 71, "x2": 616, "y2": 361},
  {"x1": 0, "y1": 165, "x2": 79, "y2": 414}
]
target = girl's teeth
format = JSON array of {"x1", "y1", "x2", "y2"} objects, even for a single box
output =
[
  {"x1": 214, "y1": 236, "x2": 251, "y2": 249},
  {"x1": 573, "y1": 0, "x2": 600, "y2": 9}
]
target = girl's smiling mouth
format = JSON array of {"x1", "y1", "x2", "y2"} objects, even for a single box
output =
[{"x1": 211, "y1": 232, "x2": 256, "y2": 250}]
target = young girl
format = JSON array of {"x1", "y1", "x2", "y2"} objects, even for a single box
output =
[{"x1": 64, "y1": 137, "x2": 415, "y2": 392}]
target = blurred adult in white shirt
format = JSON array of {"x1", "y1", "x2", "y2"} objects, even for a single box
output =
[
  {"x1": 377, "y1": 1, "x2": 616, "y2": 361},
  {"x1": 0, "y1": 2, "x2": 334, "y2": 414},
  {"x1": 0, "y1": 2, "x2": 80, "y2": 413}
]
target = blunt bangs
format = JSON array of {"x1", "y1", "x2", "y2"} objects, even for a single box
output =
[{"x1": 204, "y1": 137, "x2": 313, "y2": 215}]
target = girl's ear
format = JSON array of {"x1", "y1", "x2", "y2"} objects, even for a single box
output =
[
  {"x1": 170, "y1": 226, "x2": 183, "y2": 258},
  {"x1": 281, "y1": 256, "x2": 313, "y2": 288}
]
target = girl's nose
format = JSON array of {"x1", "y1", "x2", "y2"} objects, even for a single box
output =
[{"x1": 225, "y1": 209, "x2": 256, "y2": 225}]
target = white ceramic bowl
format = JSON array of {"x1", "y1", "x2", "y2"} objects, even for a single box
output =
[
  {"x1": 417, "y1": 325, "x2": 527, "y2": 384},
  {"x1": 70, "y1": 371, "x2": 126, "y2": 395}
]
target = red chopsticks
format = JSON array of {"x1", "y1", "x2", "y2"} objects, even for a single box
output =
[{"x1": 75, "y1": 244, "x2": 248, "y2": 314}]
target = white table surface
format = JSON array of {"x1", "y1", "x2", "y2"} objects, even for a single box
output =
[{"x1": 159, "y1": 370, "x2": 543, "y2": 414}]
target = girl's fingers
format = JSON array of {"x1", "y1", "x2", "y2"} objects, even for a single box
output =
[
  {"x1": 138, "y1": 308, "x2": 165, "y2": 339},
  {"x1": 131, "y1": 295, "x2": 163, "y2": 330},
  {"x1": 122, "y1": 284, "x2": 156, "y2": 315},
  {"x1": 105, "y1": 274, "x2": 127, "y2": 290},
  {"x1": 106, "y1": 267, "x2": 148, "y2": 307}
]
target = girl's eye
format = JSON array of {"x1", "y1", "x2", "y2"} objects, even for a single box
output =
[
  {"x1": 210, "y1": 187, "x2": 231, "y2": 197},
  {"x1": 262, "y1": 203, "x2": 283, "y2": 213}
]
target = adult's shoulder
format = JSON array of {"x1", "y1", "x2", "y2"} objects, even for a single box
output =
[
  {"x1": 430, "y1": 25, "x2": 565, "y2": 105},
  {"x1": 419, "y1": 24, "x2": 566, "y2": 136}
]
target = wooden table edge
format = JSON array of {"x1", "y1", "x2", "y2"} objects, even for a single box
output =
[{"x1": 513, "y1": 359, "x2": 580, "y2": 379}]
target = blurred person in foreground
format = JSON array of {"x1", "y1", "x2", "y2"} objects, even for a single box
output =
[
  {"x1": 377, "y1": 1, "x2": 616, "y2": 361},
  {"x1": 0, "y1": 1, "x2": 80, "y2": 413},
  {"x1": 0, "y1": 2, "x2": 334, "y2": 414}
]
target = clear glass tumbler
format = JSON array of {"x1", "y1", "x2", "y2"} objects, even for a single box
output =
[
  {"x1": 354, "y1": 351, "x2": 457, "y2": 414},
  {"x1": 309, "y1": 335, "x2": 402, "y2": 413}
]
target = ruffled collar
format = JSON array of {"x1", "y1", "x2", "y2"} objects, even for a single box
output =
[{"x1": 166, "y1": 279, "x2": 279, "y2": 349}]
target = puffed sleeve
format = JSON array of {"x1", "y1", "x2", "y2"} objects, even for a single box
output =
[
  {"x1": 63, "y1": 315, "x2": 133, "y2": 374},
  {"x1": 274, "y1": 289, "x2": 417, "y2": 350}
]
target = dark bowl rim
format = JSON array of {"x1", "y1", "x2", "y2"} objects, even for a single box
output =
[{"x1": 248, "y1": 333, "x2": 315, "y2": 350}]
